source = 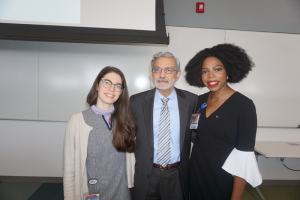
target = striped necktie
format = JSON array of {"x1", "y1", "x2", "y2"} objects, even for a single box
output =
[{"x1": 157, "y1": 97, "x2": 170, "y2": 167}]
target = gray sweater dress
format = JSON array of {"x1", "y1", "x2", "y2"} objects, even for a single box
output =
[{"x1": 83, "y1": 108, "x2": 130, "y2": 200}]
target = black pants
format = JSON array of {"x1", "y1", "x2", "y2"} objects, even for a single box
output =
[{"x1": 145, "y1": 166, "x2": 184, "y2": 200}]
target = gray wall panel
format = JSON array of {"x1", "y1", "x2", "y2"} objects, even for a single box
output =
[
  {"x1": 0, "y1": 120, "x2": 65, "y2": 177},
  {"x1": 1, "y1": 119, "x2": 299, "y2": 178},
  {"x1": 0, "y1": 40, "x2": 38, "y2": 120},
  {"x1": 164, "y1": 0, "x2": 300, "y2": 34}
]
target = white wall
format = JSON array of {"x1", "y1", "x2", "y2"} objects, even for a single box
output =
[
  {"x1": 0, "y1": 26, "x2": 300, "y2": 180},
  {"x1": 2, "y1": 28, "x2": 300, "y2": 127}
]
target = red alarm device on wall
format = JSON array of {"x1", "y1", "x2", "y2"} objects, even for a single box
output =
[{"x1": 196, "y1": 2, "x2": 205, "y2": 13}]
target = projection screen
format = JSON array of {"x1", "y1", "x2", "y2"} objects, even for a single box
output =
[{"x1": 0, "y1": 0, "x2": 169, "y2": 44}]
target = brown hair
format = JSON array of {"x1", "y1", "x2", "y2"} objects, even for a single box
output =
[{"x1": 87, "y1": 66, "x2": 136, "y2": 153}]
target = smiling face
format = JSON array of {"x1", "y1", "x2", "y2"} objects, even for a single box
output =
[
  {"x1": 151, "y1": 57, "x2": 181, "y2": 96},
  {"x1": 96, "y1": 72, "x2": 123, "y2": 110},
  {"x1": 201, "y1": 57, "x2": 228, "y2": 92}
]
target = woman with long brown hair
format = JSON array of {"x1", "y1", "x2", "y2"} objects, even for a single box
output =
[{"x1": 63, "y1": 66, "x2": 136, "y2": 200}]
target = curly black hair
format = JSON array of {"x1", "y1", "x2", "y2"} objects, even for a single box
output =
[{"x1": 185, "y1": 43, "x2": 254, "y2": 87}]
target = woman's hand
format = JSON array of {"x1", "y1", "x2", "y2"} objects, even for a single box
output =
[{"x1": 231, "y1": 176, "x2": 246, "y2": 200}]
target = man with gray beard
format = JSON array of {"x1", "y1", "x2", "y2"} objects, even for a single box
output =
[{"x1": 130, "y1": 52, "x2": 198, "y2": 200}]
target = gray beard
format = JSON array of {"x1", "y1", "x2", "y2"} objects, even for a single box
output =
[{"x1": 153, "y1": 78, "x2": 176, "y2": 91}]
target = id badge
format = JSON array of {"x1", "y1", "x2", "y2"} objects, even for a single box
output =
[
  {"x1": 190, "y1": 113, "x2": 200, "y2": 129},
  {"x1": 84, "y1": 194, "x2": 99, "y2": 200},
  {"x1": 83, "y1": 179, "x2": 100, "y2": 200}
]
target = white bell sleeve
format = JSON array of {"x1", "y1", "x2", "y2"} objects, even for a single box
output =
[{"x1": 222, "y1": 148, "x2": 262, "y2": 187}]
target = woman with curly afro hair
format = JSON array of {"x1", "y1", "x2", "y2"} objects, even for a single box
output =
[{"x1": 185, "y1": 44, "x2": 262, "y2": 200}]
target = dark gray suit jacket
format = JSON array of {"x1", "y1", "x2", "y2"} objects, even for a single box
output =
[{"x1": 130, "y1": 88, "x2": 198, "y2": 200}]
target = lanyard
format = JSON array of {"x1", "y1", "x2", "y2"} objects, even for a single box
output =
[{"x1": 197, "y1": 103, "x2": 207, "y2": 113}]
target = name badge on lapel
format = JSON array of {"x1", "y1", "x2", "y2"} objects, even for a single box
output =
[
  {"x1": 190, "y1": 103, "x2": 207, "y2": 129},
  {"x1": 190, "y1": 113, "x2": 200, "y2": 129}
]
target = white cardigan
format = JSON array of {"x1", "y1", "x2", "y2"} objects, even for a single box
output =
[{"x1": 63, "y1": 112, "x2": 135, "y2": 200}]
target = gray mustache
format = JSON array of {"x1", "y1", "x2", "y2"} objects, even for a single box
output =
[{"x1": 156, "y1": 78, "x2": 169, "y2": 83}]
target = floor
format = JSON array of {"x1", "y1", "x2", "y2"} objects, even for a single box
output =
[
  {"x1": 242, "y1": 184, "x2": 300, "y2": 200},
  {"x1": 0, "y1": 182, "x2": 299, "y2": 200},
  {"x1": 0, "y1": 182, "x2": 63, "y2": 200}
]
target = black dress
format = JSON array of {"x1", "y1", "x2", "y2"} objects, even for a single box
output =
[{"x1": 189, "y1": 92, "x2": 258, "y2": 200}]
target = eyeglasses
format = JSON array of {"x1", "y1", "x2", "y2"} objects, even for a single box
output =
[
  {"x1": 152, "y1": 67, "x2": 177, "y2": 74},
  {"x1": 101, "y1": 79, "x2": 124, "y2": 92}
]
